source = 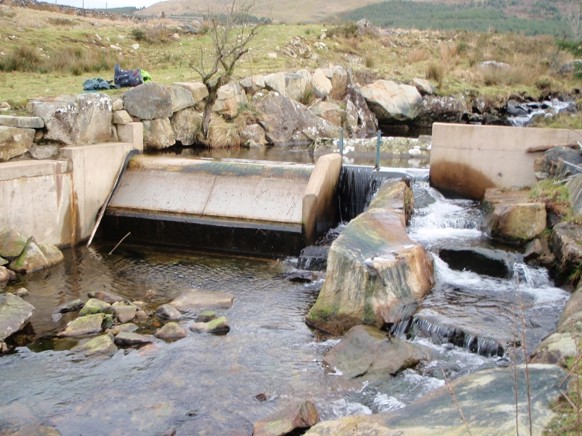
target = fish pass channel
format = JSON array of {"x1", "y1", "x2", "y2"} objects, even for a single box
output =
[{"x1": 0, "y1": 168, "x2": 569, "y2": 434}]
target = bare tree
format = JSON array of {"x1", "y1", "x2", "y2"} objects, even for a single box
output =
[
  {"x1": 563, "y1": 0, "x2": 582, "y2": 40},
  {"x1": 192, "y1": 0, "x2": 263, "y2": 143}
]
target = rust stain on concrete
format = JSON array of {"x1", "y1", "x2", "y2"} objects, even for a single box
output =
[{"x1": 430, "y1": 160, "x2": 496, "y2": 200}]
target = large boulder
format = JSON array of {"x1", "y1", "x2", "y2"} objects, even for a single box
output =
[
  {"x1": 213, "y1": 82, "x2": 247, "y2": 118},
  {"x1": 143, "y1": 118, "x2": 176, "y2": 150},
  {"x1": 255, "y1": 92, "x2": 340, "y2": 146},
  {"x1": 169, "y1": 84, "x2": 196, "y2": 113},
  {"x1": 323, "y1": 325, "x2": 430, "y2": 381},
  {"x1": 264, "y1": 70, "x2": 312, "y2": 102},
  {"x1": 28, "y1": 93, "x2": 112, "y2": 145},
  {"x1": 321, "y1": 65, "x2": 348, "y2": 100},
  {"x1": 305, "y1": 181, "x2": 434, "y2": 335},
  {"x1": 0, "y1": 293, "x2": 35, "y2": 342},
  {"x1": 173, "y1": 81, "x2": 209, "y2": 105},
  {"x1": 306, "y1": 364, "x2": 564, "y2": 435},
  {"x1": 123, "y1": 82, "x2": 173, "y2": 120},
  {"x1": 359, "y1": 80, "x2": 422, "y2": 122},
  {"x1": 171, "y1": 108, "x2": 203, "y2": 146},
  {"x1": 344, "y1": 83, "x2": 378, "y2": 138},
  {"x1": 311, "y1": 68, "x2": 333, "y2": 99},
  {"x1": 534, "y1": 147, "x2": 582, "y2": 181},
  {"x1": 309, "y1": 101, "x2": 343, "y2": 127},
  {"x1": 482, "y1": 188, "x2": 547, "y2": 244},
  {"x1": 0, "y1": 126, "x2": 34, "y2": 161},
  {"x1": 253, "y1": 400, "x2": 319, "y2": 436},
  {"x1": 414, "y1": 95, "x2": 468, "y2": 127}
]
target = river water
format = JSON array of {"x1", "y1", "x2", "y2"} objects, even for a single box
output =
[{"x1": 0, "y1": 162, "x2": 569, "y2": 435}]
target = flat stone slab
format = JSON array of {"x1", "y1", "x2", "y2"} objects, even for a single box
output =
[
  {"x1": 0, "y1": 115, "x2": 44, "y2": 128},
  {"x1": 306, "y1": 364, "x2": 565, "y2": 435},
  {"x1": 170, "y1": 288, "x2": 234, "y2": 312},
  {"x1": 0, "y1": 293, "x2": 35, "y2": 341}
]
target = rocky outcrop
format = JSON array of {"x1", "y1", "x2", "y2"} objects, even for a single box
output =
[
  {"x1": 255, "y1": 92, "x2": 341, "y2": 146},
  {"x1": 28, "y1": 93, "x2": 112, "y2": 145},
  {"x1": 323, "y1": 325, "x2": 431, "y2": 381},
  {"x1": 306, "y1": 364, "x2": 564, "y2": 435},
  {"x1": 253, "y1": 400, "x2": 319, "y2": 436},
  {"x1": 360, "y1": 80, "x2": 423, "y2": 122},
  {"x1": 305, "y1": 181, "x2": 434, "y2": 335}
]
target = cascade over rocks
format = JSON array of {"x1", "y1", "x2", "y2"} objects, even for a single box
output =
[
  {"x1": 28, "y1": 93, "x2": 112, "y2": 145},
  {"x1": 305, "y1": 180, "x2": 434, "y2": 335},
  {"x1": 255, "y1": 92, "x2": 341, "y2": 146}
]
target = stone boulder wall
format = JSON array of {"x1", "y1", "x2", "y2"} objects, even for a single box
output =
[
  {"x1": 28, "y1": 93, "x2": 112, "y2": 145},
  {"x1": 255, "y1": 92, "x2": 341, "y2": 146},
  {"x1": 305, "y1": 181, "x2": 434, "y2": 335},
  {"x1": 305, "y1": 364, "x2": 564, "y2": 435}
]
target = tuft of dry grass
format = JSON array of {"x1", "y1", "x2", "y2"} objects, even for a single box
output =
[
  {"x1": 206, "y1": 115, "x2": 242, "y2": 148},
  {"x1": 407, "y1": 47, "x2": 429, "y2": 64},
  {"x1": 426, "y1": 61, "x2": 444, "y2": 87}
]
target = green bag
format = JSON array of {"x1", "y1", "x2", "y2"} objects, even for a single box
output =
[{"x1": 140, "y1": 69, "x2": 152, "y2": 82}]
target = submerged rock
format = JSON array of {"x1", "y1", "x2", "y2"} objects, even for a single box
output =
[
  {"x1": 170, "y1": 289, "x2": 234, "y2": 312},
  {"x1": 0, "y1": 293, "x2": 35, "y2": 342},
  {"x1": 155, "y1": 322, "x2": 187, "y2": 341},
  {"x1": 88, "y1": 290, "x2": 124, "y2": 304},
  {"x1": 55, "y1": 299, "x2": 84, "y2": 314},
  {"x1": 323, "y1": 325, "x2": 430, "y2": 381},
  {"x1": 189, "y1": 316, "x2": 230, "y2": 335},
  {"x1": 253, "y1": 400, "x2": 319, "y2": 436}
]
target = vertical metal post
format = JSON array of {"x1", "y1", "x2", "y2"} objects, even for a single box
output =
[
  {"x1": 375, "y1": 130, "x2": 381, "y2": 171},
  {"x1": 339, "y1": 129, "x2": 344, "y2": 157}
]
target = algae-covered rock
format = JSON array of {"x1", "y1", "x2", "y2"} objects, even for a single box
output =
[
  {"x1": 8, "y1": 239, "x2": 63, "y2": 274},
  {"x1": 74, "y1": 334, "x2": 118, "y2": 357},
  {"x1": 0, "y1": 229, "x2": 28, "y2": 259},
  {"x1": 79, "y1": 298, "x2": 111, "y2": 316},
  {"x1": 190, "y1": 316, "x2": 230, "y2": 335},
  {"x1": 58, "y1": 313, "x2": 106, "y2": 337}
]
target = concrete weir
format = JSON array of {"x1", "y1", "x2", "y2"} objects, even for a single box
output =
[{"x1": 100, "y1": 154, "x2": 342, "y2": 257}]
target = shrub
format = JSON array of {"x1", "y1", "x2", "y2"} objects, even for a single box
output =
[
  {"x1": 426, "y1": 61, "x2": 444, "y2": 86},
  {"x1": 0, "y1": 46, "x2": 43, "y2": 72},
  {"x1": 327, "y1": 23, "x2": 359, "y2": 39}
]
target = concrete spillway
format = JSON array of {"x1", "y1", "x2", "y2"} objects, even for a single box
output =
[{"x1": 100, "y1": 154, "x2": 341, "y2": 257}]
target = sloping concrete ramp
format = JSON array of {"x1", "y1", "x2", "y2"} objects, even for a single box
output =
[{"x1": 101, "y1": 154, "x2": 341, "y2": 256}]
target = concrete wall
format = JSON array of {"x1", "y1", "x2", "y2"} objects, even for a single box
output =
[
  {"x1": 303, "y1": 153, "x2": 342, "y2": 242},
  {"x1": 430, "y1": 123, "x2": 582, "y2": 199},
  {"x1": 0, "y1": 122, "x2": 142, "y2": 246}
]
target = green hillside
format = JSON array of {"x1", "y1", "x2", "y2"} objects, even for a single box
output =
[{"x1": 342, "y1": 0, "x2": 571, "y2": 37}]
